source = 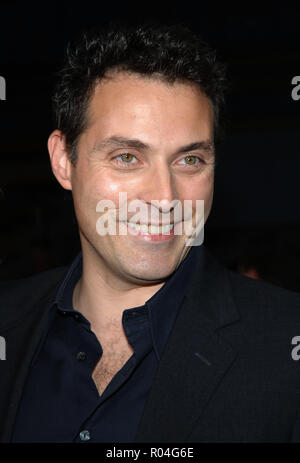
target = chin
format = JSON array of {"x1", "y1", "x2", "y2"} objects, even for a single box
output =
[{"x1": 124, "y1": 261, "x2": 176, "y2": 282}]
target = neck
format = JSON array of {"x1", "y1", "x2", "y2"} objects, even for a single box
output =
[{"x1": 72, "y1": 248, "x2": 166, "y2": 337}]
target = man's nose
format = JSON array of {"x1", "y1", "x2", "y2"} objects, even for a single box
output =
[{"x1": 143, "y1": 164, "x2": 178, "y2": 209}]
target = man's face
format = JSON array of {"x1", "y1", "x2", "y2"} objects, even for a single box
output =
[{"x1": 69, "y1": 72, "x2": 215, "y2": 284}]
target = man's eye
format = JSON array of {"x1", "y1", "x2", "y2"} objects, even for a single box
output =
[
  {"x1": 113, "y1": 153, "x2": 138, "y2": 166},
  {"x1": 111, "y1": 153, "x2": 204, "y2": 169},
  {"x1": 179, "y1": 155, "x2": 203, "y2": 167}
]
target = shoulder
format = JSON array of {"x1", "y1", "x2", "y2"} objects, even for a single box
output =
[
  {"x1": 202, "y1": 246, "x2": 300, "y2": 323},
  {"x1": 0, "y1": 265, "x2": 68, "y2": 296},
  {"x1": 227, "y1": 267, "x2": 300, "y2": 323},
  {"x1": 0, "y1": 266, "x2": 68, "y2": 327},
  {"x1": 202, "y1": 248, "x2": 300, "y2": 349},
  {"x1": 225, "y1": 268, "x2": 300, "y2": 373}
]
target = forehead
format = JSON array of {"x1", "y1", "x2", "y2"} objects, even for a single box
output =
[{"x1": 86, "y1": 72, "x2": 213, "y2": 143}]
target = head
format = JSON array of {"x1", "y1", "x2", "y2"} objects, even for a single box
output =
[{"x1": 48, "y1": 21, "x2": 227, "y2": 286}]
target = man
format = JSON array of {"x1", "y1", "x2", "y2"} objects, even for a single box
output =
[{"x1": 1, "y1": 21, "x2": 300, "y2": 443}]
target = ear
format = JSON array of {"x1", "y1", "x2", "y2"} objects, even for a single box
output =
[{"x1": 48, "y1": 129, "x2": 72, "y2": 190}]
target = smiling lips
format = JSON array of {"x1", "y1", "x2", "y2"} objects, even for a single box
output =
[
  {"x1": 120, "y1": 220, "x2": 178, "y2": 242},
  {"x1": 126, "y1": 222, "x2": 174, "y2": 234}
]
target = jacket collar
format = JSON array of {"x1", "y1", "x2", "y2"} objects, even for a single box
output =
[
  {"x1": 0, "y1": 246, "x2": 240, "y2": 443},
  {"x1": 0, "y1": 268, "x2": 68, "y2": 443},
  {"x1": 135, "y1": 246, "x2": 240, "y2": 442},
  {"x1": 52, "y1": 245, "x2": 203, "y2": 362}
]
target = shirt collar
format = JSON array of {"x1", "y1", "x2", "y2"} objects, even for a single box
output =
[
  {"x1": 54, "y1": 252, "x2": 82, "y2": 313},
  {"x1": 142, "y1": 244, "x2": 202, "y2": 359},
  {"x1": 54, "y1": 244, "x2": 203, "y2": 360}
]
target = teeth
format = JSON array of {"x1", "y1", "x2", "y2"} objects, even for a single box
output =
[{"x1": 126, "y1": 222, "x2": 174, "y2": 234}]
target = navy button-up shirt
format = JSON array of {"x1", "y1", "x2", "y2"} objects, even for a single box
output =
[{"x1": 11, "y1": 244, "x2": 201, "y2": 442}]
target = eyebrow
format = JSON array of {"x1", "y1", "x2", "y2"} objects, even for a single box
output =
[{"x1": 91, "y1": 135, "x2": 214, "y2": 156}]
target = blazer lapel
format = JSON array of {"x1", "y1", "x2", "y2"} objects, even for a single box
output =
[
  {"x1": 135, "y1": 247, "x2": 240, "y2": 442},
  {"x1": 0, "y1": 270, "x2": 66, "y2": 442}
]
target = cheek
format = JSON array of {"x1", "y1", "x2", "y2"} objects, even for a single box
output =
[
  {"x1": 202, "y1": 173, "x2": 214, "y2": 218},
  {"x1": 71, "y1": 173, "x2": 98, "y2": 230},
  {"x1": 186, "y1": 173, "x2": 214, "y2": 219},
  {"x1": 72, "y1": 175, "x2": 126, "y2": 231},
  {"x1": 182, "y1": 171, "x2": 214, "y2": 201},
  {"x1": 74, "y1": 168, "x2": 118, "y2": 204}
]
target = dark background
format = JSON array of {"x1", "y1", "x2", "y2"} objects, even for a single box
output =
[{"x1": 0, "y1": 2, "x2": 299, "y2": 289}]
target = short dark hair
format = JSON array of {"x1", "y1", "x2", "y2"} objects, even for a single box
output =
[{"x1": 52, "y1": 20, "x2": 227, "y2": 166}]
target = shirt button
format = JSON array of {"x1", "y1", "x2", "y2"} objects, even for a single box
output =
[
  {"x1": 76, "y1": 351, "x2": 87, "y2": 361},
  {"x1": 79, "y1": 430, "x2": 90, "y2": 441}
]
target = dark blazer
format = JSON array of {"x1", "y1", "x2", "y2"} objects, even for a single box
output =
[{"x1": 1, "y1": 247, "x2": 300, "y2": 443}]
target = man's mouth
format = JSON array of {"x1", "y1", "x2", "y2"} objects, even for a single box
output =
[{"x1": 125, "y1": 222, "x2": 174, "y2": 235}]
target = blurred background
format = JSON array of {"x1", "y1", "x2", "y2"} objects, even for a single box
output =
[{"x1": 0, "y1": 2, "x2": 299, "y2": 291}]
